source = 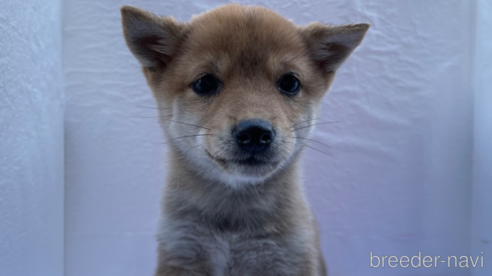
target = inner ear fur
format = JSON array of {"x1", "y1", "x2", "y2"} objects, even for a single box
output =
[
  {"x1": 121, "y1": 6, "x2": 186, "y2": 70},
  {"x1": 300, "y1": 23, "x2": 370, "y2": 72}
]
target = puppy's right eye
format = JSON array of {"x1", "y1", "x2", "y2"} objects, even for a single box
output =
[{"x1": 192, "y1": 74, "x2": 221, "y2": 95}]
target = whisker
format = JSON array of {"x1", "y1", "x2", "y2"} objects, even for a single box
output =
[
  {"x1": 294, "y1": 137, "x2": 331, "y2": 148},
  {"x1": 292, "y1": 121, "x2": 340, "y2": 132},
  {"x1": 164, "y1": 119, "x2": 210, "y2": 130},
  {"x1": 290, "y1": 118, "x2": 322, "y2": 128},
  {"x1": 274, "y1": 143, "x2": 291, "y2": 164},
  {"x1": 133, "y1": 117, "x2": 210, "y2": 130},
  {"x1": 132, "y1": 115, "x2": 173, "y2": 118},
  {"x1": 135, "y1": 105, "x2": 172, "y2": 110},
  {"x1": 277, "y1": 150, "x2": 289, "y2": 164},
  {"x1": 161, "y1": 134, "x2": 214, "y2": 145},
  {"x1": 299, "y1": 141, "x2": 331, "y2": 156},
  {"x1": 184, "y1": 142, "x2": 204, "y2": 155}
]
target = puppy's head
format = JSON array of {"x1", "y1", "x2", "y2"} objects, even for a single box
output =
[{"x1": 121, "y1": 4, "x2": 368, "y2": 185}]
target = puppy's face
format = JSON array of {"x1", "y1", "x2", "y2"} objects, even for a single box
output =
[{"x1": 122, "y1": 4, "x2": 368, "y2": 185}]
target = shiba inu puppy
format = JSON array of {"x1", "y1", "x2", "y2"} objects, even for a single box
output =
[{"x1": 121, "y1": 4, "x2": 368, "y2": 276}]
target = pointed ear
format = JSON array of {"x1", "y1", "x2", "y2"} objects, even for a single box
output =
[
  {"x1": 120, "y1": 6, "x2": 185, "y2": 69},
  {"x1": 301, "y1": 23, "x2": 369, "y2": 72}
]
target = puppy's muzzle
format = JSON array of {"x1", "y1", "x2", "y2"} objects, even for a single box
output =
[{"x1": 233, "y1": 120, "x2": 274, "y2": 153}]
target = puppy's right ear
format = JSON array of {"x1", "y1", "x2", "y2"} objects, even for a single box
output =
[{"x1": 121, "y1": 6, "x2": 185, "y2": 69}]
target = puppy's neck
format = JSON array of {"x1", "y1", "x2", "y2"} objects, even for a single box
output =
[{"x1": 162, "y1": 147, "x2": 307, "y2": 234}]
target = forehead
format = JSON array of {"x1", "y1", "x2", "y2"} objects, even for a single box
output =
[{"x1": 179, "y1": 5, "x2": 308, "y2": 76}]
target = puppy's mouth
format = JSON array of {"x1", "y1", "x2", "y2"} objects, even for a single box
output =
[
  {"x1": 205, "y1": 150, "x2": 278, "y2": 170},
  {"x1": 235, "y1": 156, "x2": 269, "y2": 166}
]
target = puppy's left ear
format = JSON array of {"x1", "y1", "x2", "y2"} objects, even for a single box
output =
[
  {"x1": 121, "y1": 6, "x2": 186, "y2": 70},
  {"x1": 301, "y1": 23, "x2": 370, "y2": 72}
]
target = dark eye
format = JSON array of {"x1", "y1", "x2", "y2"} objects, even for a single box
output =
[
  {"x1": 277, "y1": 74, "x2": 301, "y2": 95},
  {"x1": 192, "y1": 74, "x2": 221, "y2": 95}
]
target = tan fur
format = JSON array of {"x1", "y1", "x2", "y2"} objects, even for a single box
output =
[{"x1": 121, "y1": 4, "x2": 368, "y2": 276}]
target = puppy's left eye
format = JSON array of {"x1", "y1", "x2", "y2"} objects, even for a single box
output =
[
  {"x1": 192, "y1": 74, "x2": 221, "y2": 95},
  {"x1": 277, "y1": 74, "x2": 301, "y2": 96}
]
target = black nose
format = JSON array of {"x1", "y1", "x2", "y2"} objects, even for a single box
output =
[{"x1": 234, "y1": 120, "x2": 274, "y2": 153}]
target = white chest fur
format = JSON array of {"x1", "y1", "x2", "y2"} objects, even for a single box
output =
[{"x1": 157, "y1": 217, "x2": 307, "y2": 276}]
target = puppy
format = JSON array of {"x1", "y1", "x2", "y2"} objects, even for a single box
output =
[{"x1": 121, "y1": 4, "x2": 368, "y2": 276}]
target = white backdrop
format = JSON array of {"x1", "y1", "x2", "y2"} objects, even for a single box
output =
[
  {"x1": 60, "y1": 1, "x2": 485, "y2": 276},
  {"x1": 0, "y1": 1, "x2": 64, "y2": 276},
  {"x1": 471, "y1": 1, "x2": 492, "y2": 276}
]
